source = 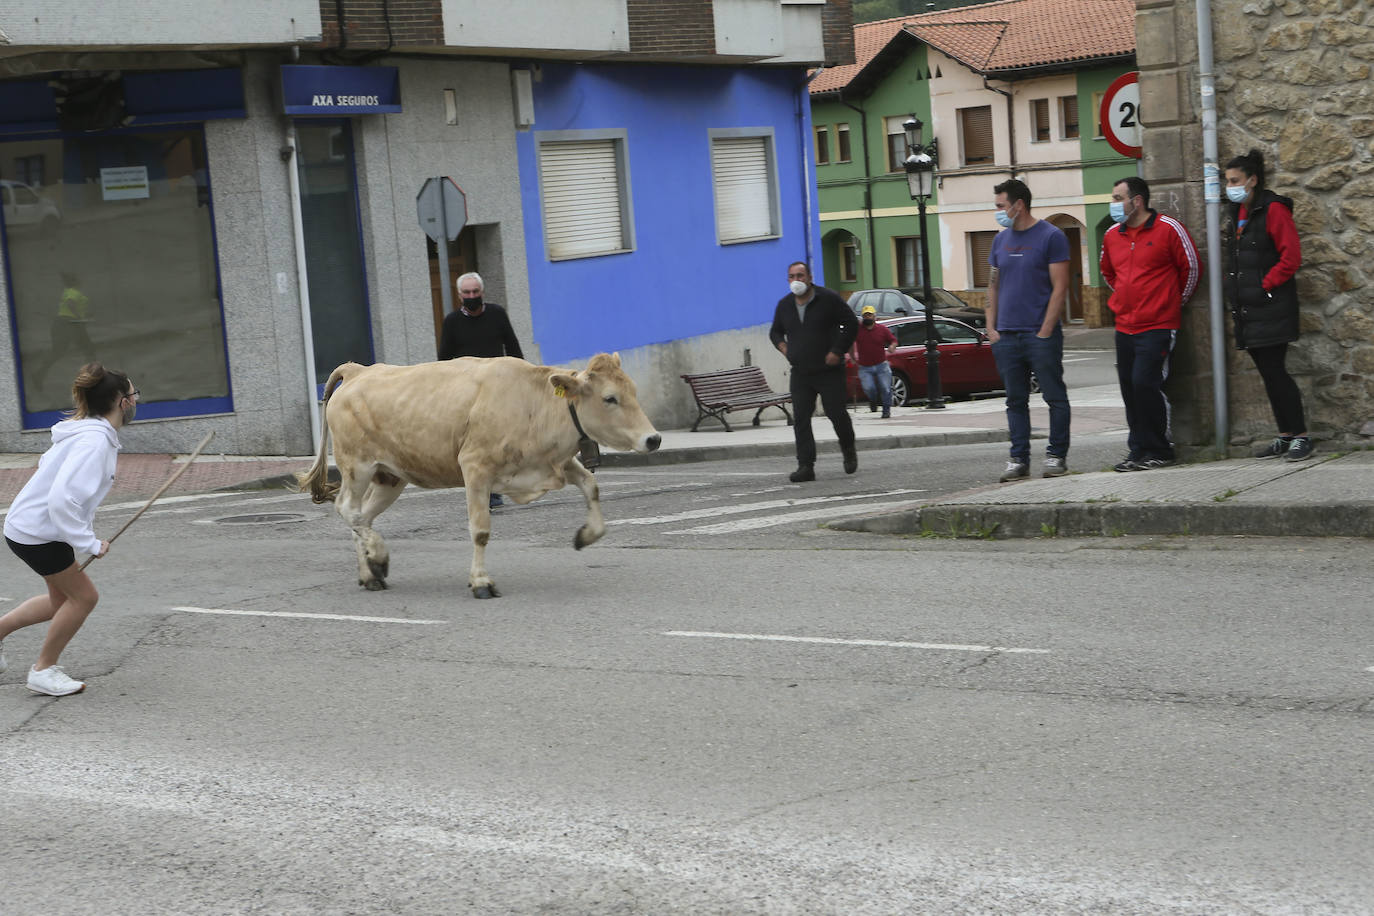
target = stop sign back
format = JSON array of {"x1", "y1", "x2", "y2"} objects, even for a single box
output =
[{"x1": 1100, "y1": 72, "x2": 1142, "y2": 159}]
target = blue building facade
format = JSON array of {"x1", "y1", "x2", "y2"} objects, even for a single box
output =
[{"x1": 516, "y1": 62, "x2": 822, "y2": 372}]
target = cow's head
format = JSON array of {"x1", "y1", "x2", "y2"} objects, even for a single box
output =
[{"x1": 550, "y1": 353, "x2": 661, "y2": 454}]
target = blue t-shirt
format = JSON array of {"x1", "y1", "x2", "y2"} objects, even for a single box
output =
[{"x1": 989, "y1": 219, "x2": 1070, "y2": 331}]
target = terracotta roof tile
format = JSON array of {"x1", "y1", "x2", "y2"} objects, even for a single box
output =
[
  {"x1": 907, "y1": 0, "x2": 1136, "y2": 73},
  {"x1": 811, "y1": 0, "x2": 1134, "y2": 94},
  {"x1": 809, "y1": 14, "x2": 911, "y2": 95}
]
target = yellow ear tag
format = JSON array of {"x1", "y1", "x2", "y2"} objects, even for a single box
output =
[{"x1": 554, "y1": 385, "x2": 566, "y2": 398}]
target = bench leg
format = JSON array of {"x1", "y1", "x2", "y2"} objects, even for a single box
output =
[{"x1": 691, "y1": 406, "x2": 733, "y2": 432}]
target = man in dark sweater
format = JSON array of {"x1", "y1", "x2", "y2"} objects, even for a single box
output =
[
  {"x1": 769, "y1": 261, "x2": 859, "y2": 482},
  {"x1": 438, "y1": 271, "x2": 525, "y2": 508},
  {"x1": 438, "y1": 272, "x2": 524, "y2": 361}
]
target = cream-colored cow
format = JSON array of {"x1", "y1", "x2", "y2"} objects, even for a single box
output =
[{"x1": 297, "y1": 353, "x2": 661, "y2": 598}]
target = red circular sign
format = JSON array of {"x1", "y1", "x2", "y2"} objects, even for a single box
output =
[{"x1": 1100, "y1": 72, "x2": 1142, "y2": 159}]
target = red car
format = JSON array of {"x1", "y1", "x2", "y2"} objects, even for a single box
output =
[{"x1": 846, "y1": 315, "x2": 1004, "y2": 405}]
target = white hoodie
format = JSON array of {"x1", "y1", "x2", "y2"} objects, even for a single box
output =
[{"x1": 3, "y1": 417, "x2": 120, "y2": 557}]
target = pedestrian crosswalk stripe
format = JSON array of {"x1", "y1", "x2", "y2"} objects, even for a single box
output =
[
  {"x1": 673, "y1": 500, "x2": 927, "y2": 534},
  {"x1": 614, "y1": 489, "x2": 924, "y2": 527},
  {"x1": 170, "y1": 606, "x2": 446, "y2": 625},
  {"x1": 664, "y1": 631, "x2": 1049, "y2": 654}
]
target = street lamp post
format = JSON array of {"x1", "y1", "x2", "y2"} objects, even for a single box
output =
[{"x1": 903, "y1": 116, "x2": 944, "y2": 409}]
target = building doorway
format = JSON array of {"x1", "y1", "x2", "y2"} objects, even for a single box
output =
[{"x1": 427, "y1": 227, "x2": 478, "y2": 354}]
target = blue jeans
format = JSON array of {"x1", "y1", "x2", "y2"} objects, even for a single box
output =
[
  {"x1": 991, "y1": 327, "x2": 1070, "y2": 462},
  {"x1": 857, "y1": 362, "x2": 893, "y2": 410}
]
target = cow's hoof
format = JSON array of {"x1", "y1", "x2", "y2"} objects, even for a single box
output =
[
  {"x1": 472, "y1": 584, "x2": 500, "y2": 599},
  {"x1": 362, "y1": 578, "x2": 388, "y2": 591},
  {"x1": 368, "y1": 558, "x2": 390, "y2": 580},
  {"x1": 573, "y1": 527, "x2": 596, "y2": 550}
]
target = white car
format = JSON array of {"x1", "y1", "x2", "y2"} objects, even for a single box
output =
[{"x1": 1, "y1": 179, "x2": 61, "y2": 233}]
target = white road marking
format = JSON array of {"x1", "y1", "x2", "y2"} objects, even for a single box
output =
[
  {"x1": 665, "y1": 630, "x2": 1049, "y2": 654},
  {"x1": 615, "y1": 489, "x2": 924, "y2": 526},
  {"x1": 1062, "y1": 357, "x2": 1099, "y2": 363},
  {"x1": 169, "y1": 606, "x2": 446, "y2": 625},
  {"x1": 673, "y1": 500, "x2": 926, "y2": 533}
]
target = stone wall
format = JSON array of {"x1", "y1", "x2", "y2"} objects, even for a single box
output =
[{"x1": 1136, "y1": 0, "x2": 1374, "y2": 451}]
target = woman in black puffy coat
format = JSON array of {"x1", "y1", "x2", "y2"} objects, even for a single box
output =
[{"x1": 1224, "y1": 149, "x2": 1311, "y2": 462}]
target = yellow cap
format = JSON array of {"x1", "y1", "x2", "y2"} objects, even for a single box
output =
[{"x1": 861, "y1": 305, "x2": 876, "y2": 315}]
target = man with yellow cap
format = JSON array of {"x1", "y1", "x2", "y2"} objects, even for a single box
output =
[{"x1": 851, "y1": 304, "x2": 898, "y2": 418}]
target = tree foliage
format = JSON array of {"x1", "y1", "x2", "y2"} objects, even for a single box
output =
[{"x1": 853, "y1": 0, "x2": 1004, "y2": 23}]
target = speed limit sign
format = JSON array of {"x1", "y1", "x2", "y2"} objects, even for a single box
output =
[{"x1": 1100, "y1": 72, "x2": 1142, "y2": 159}]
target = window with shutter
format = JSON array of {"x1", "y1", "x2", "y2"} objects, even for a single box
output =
[
  {"x1": 836, "y1": 123, "x2": 851, "y2": 163},
  {"x1": 814, "y1": 126, "x2": 830, "y2": 165},
  {"x1": 709, "y1": 129, "x2": 780, "y2": 244},
  {"x1": 959, "y1": 106, "x2": 993, "y2": 165},
  {"x1": 885, "y1": 116, "x2": 907, "y2": 172},
  {"x1": 893, "y1": 236, "x2": 923, "y2": 288},
  {"x1": 536, "y1": 131, "x2": 633, "y2": 261},
  {"x1": 969, "y1": 230, "x2": 998, "y2": 288},
  {"x1": 1059, "y1": 95, "x2": 1079, "y2": 139},
  {"x1": 1031, "y1": 98, "x2": 1050, "y2": 143},
  {"x1": 1091, "y1": 91, "x2": 1105, "y2": 138}
]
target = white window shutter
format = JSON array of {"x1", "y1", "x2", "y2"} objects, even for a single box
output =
[
  {"x1": 712, "y1": 136, "x2": 773, "y2": 242},
  {"x1": 539, "y1": 139, "x2": 625, "y2": 259}
]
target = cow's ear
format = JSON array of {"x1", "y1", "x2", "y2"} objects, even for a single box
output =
[
  {"x1": 549, "y1": 372, "x2": 582, "y2": 399},
  {"x1": 610, "y1": 351, "x2": 621, "y2": 367}
]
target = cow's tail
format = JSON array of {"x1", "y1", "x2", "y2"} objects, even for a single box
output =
[{"x1": 295, "y1": 363, "x2": 361, "y2": 503}]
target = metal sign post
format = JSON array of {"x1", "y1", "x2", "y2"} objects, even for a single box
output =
[{"x1": 416, "y1": 177, "x2": 468, "y2": 314}]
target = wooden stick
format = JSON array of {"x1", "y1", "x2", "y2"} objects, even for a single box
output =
[{"x1": 80, "y1": 430, "x2": 216, "y2": 570}]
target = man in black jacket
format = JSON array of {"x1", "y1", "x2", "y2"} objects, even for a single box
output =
[
  {"x1": 438, "y1": 272, "x2": 524, "y2": 362},
  {"x1": 769, "y1": 261, "x2": 859, "y2": 482},
  {"x1": 438, "y1": 271, "x2": 524, "y2": 508}
]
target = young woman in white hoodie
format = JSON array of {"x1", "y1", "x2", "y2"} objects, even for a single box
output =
[{"x1": 1, "y1": 363, "x2": 138, "y2": 696}]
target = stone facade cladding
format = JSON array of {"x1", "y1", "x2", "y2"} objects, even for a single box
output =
[
  {"x1": 319, "y1": 0, "x2": 443, "y2": 49},
  {"x1": 628, "y1": 0, "x2": 716, "y2": 55},
  {"x1": 1135, "y1": 0, "x2": 1374, "y2": 449},
  {"x1": 821, "y1": 0, "x2": 856, "y2": 67}
]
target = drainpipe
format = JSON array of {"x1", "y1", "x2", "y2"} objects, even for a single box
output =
[
  {"x1": 799, "y1": 66, "x2": 826, "y2": 272},
  {"x1": 841, "y1": 96, "x2": 878, "y2": 286},
  {"x1": 1196, "y1": 0, "x2": 1228, "y2": 455},
  {"x1": 284, "y1": 46, "x2": 321, "y2": 452},
  {"x1": 983, "y1": 76, "x2": 1016, "y2": 179}
]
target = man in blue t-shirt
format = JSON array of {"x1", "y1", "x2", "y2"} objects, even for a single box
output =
[{"x1": 986, "y1": 178, "x2": 1071, "y2": 483}]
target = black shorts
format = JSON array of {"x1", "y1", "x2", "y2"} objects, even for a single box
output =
[{"x1": 6, "y1": 537, "x2": 76, "y2": 577}]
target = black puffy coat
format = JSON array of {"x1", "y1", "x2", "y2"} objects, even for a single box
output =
[{"x1": 1224, "y1": 189, "x2": 1300, "y2": 350}]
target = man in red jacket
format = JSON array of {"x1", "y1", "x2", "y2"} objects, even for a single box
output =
[{"x1": 1100, "y1": 176, "x2": 1200, "y2": 471}]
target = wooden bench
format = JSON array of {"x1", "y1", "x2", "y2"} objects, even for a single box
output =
[{"x1": 681, "y1": 366, "x2": 793, "y2": 432}]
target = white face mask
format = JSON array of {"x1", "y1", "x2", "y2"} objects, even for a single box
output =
[
  {"x1": 789, "y1": 280, "x2": 809, "y2": 296},
  {"x1": 1225, "y1": 185, "x2": 1249, "y2": 204}
]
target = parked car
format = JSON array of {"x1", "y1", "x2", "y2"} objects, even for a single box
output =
[
  {"x1": 0, "y1": 179, "x2": 60, "y2": 234},
  {"x1": 846, "y1": 287, "x2": 987, "y2": 327},
  {"x1": 845, "y1": 314, "x2": 1011, "y2": 406},
  {"x1": 897, "y1": 286, "x2": 988, "y2": 328}
]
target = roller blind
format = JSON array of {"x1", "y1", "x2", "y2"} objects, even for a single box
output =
[
  {"x1": 960, "y1": 106, "x2": 993, "y2": 164},
  {"x1": 1032, "y1": 98, "x2": 1050, "y2": 142},
  {"x1": 970, "y1": 231, "x2": 997, "y2": 288},
  {"x1": 711, "y1": 135, "x2": 775, "y2": 242},
  {"x1": 539, "y1": 138, "x2": 627, "y2": 259}
]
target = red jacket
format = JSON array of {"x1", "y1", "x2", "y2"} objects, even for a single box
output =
[{"x1": 1099, "y1": 210, "x2": 1200, "y2": 334}]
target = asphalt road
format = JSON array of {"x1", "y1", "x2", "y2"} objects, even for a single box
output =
[{"x1": 2, "y1": 414, "x2": 1371, "y2": 914}]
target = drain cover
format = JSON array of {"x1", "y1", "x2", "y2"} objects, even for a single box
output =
[{"x1": 211, "y1": 513, "x2": 307, "y2": 525}]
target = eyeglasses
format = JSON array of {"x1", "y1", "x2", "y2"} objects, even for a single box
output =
[{"x1": 126, "y1": 388, "x2": 140, "y2": 400}]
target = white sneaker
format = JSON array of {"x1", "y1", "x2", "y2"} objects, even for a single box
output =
[{"x1": 27, "y1": 665, "x2": 85, "y2": 696}]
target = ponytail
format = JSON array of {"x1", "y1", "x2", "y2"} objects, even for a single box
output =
[
  {"x1": 1224, "y1": 148, "x2": 1266, "y2": 192},
  {"x1": 70, "y1": 362, "x2": 130, "y2": 419}
]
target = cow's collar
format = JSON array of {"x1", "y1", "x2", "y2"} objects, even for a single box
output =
[{"x1": 568, "y1": 404, "x2": 602, "y2": 471}]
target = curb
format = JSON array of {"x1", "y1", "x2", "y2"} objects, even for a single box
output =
[
  {"x1": 826, "y1": 501, "x2": 1374, "y2": 539},
  {"x1": 218, "y1": 429, "x2": 1011, "y2": 489}
]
